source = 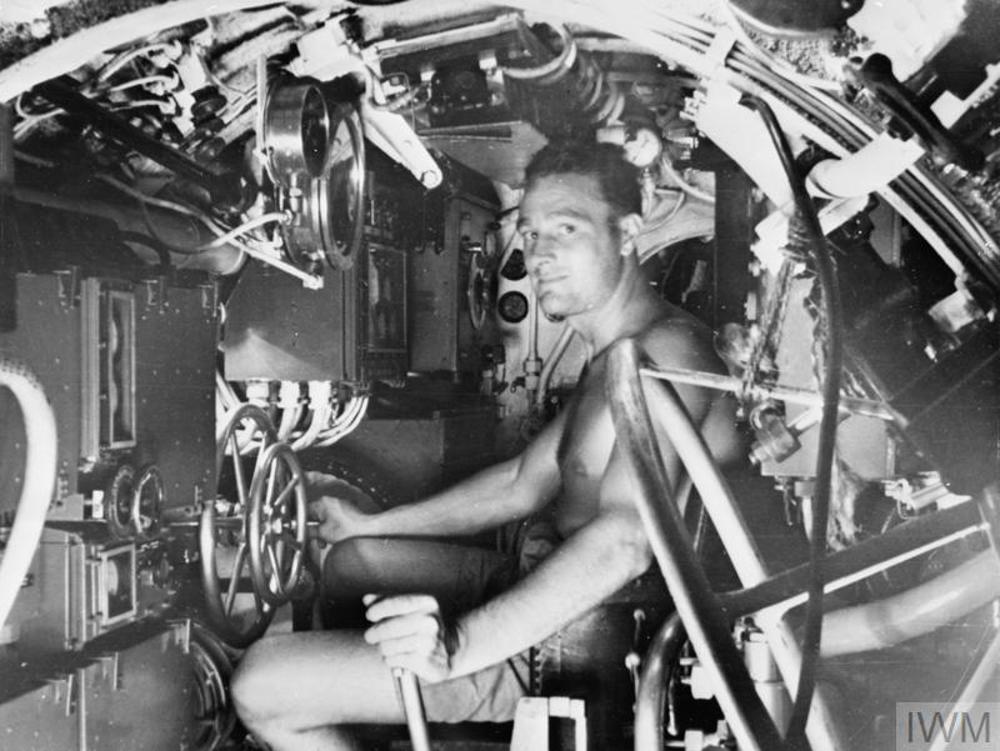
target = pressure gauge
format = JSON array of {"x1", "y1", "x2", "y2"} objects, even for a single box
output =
[
  {"x1": 624, "y1": 126, "x2": 663, "y2": 169},
  {"x1": 498, "y1": 291, "x2": 529, "y2": 324}
]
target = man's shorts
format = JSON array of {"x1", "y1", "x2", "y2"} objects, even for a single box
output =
[{"x1": 420, "y1": 650, "x2": 532, "y2": 723}]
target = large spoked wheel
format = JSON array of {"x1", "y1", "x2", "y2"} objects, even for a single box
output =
[
  {"x1": 200, "y1": 404, "x2": 278, "y2": 648},
  {"x1": 247, "y1": 442, "x2": 309, "y2": 606}
]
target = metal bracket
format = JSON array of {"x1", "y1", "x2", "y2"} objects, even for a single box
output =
[
  {"x1": 510, "y1": 697, "x2": 588, "y2": 751},
  {"x1": 200, "y1": 281, "x2": 220, "y2": 320},
  {"x1": 167, "y1": 617, "x2": 192, "y2": 654},
  {"x1": 55, "y1": 266, "x2": 80, "y2": 309},
  {"x1": 97, "y1": 652, "x2": 121, "y2": 691},
  {"x1": 46, "y1": 673, "x2": 76, "y2": 717},
  {"x1": 143, "y1": 277, "x2": 168, "y2": 313}
]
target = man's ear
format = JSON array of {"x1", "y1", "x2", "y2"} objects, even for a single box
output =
[{"x1": 618, "y1": 213, "x2": 643, "y2": 257}]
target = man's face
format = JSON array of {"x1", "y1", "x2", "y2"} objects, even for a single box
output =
[{"x1": 517, "y1": 172, "x2": 625, "y2": 320}]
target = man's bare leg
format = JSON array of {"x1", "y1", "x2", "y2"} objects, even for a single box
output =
[{"x1": 232, "y1": 630, "x2": 406, "y2": 751}]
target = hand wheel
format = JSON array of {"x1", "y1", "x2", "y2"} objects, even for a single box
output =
[
  {"x1": 246, "y1": 441, "x2": 309, "y2": 606},
  {"x1": 200, "y1": 404, "x2": 278, "y2": 648}
]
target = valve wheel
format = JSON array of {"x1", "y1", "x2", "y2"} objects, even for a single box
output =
[
  {"x1": 247, "y1": 442, "x2": 308, "y2": 607},
  {"x1": 131, "y1": 464, "x2": 165, "y2": 538},
  {"x1": 200, "y1": 404, "x2": 278, "y2": 648},
  {"x1": 106, "y1": 464, "x2": 137, "y2": 539}
]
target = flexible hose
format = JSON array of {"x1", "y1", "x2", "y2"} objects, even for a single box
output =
[
  {"x1": 0, "y1": 360, "x2": 58, "y2": 632},
  {"x1": 741, "y1": 95, "x2": 844, "y2": 748},
  {"x1": 502, "y1": 24, "x2": 578, "y2": 81},
  {"x1": 198, "y1": 211, "x2": 288, "y2": 250}
]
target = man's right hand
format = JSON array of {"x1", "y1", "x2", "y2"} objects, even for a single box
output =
[{"x1": 308, "y1": 495, "x2": 369, "y2": 545}]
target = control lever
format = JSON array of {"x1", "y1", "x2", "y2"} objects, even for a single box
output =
[
  {"x1": 393, "y1": 667, "x2": 432, "y2": 751},
  {"x1": 855, "y1": 54, "x2": 984, "y2": 171}
]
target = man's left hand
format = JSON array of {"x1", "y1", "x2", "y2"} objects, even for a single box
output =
[{"x1": 363, "y1": 594, "x2": 459, "y2": 683}]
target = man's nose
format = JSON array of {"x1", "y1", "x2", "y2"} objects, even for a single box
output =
[{"x1": 525, "y1": 236, "x2": 555, "y2": 272}]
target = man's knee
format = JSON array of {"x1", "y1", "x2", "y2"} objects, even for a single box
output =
[{"x1": 230, "y1": 640, "x2": 277, "y2": 727}]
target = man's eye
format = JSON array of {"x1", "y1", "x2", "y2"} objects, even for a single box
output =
[
  {"x1": 558, "y1": 224, "x2": 575, "y2": 236},
  {"x1": 521, "y1": 229, "x2": 538, "y2": 240}
]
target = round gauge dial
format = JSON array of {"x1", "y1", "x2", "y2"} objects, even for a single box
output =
[
  {"x1": 624, "y1": 126, "x2": 663, "y2": 168},
  {"x1": 498, "y1": 291, "x2": 529, "y2": 324}
]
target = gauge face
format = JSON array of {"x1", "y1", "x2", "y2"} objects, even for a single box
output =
[
  {"x1": 500, "y1": 249, "x2": 528, "y2": 281},
  {"x1": 498, "y1": 291, "x2": 529, "y2": 323},
  {"x1": 624, "y1": 126, "x2": 663, "y2": 168}
]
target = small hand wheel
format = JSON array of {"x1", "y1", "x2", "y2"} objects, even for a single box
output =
[
  {"x1": 247, "y1": 442, "x2": 309, "y2": 606},
  {"x1": 131, "y1": 465, "x2": 165, "y2": 538},
  {"x1": 106, "y1": 464, "x2": 136, "y2": 539},
  {"x1": 200, "y1": 404, "x2": 279, "y2": 647}
]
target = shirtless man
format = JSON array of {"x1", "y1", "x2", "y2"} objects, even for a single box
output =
[{"x1": 231, "y1": 141, "x2": 736, "y2": 750}]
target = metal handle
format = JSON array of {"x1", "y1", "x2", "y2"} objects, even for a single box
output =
[{"x1": 393, "y1": 667, "x2": 432, "y2": 751}]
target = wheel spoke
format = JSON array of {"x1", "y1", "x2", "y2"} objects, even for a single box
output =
[
  {"x1": 224, "y1": 542, "x2": 248, "y2": 615},
  {"x1": 265, "y1": 459, "x2": 279, "y2": 511},
  {"x1": 266, "y1": 544, "x2": 283, "y2": 595},
  {"x1": 273, "y1": 478, "x2": 297, "y2": 510},
  {"x1": 229, "y1": 433, "x2": 248, "y2": 508}
]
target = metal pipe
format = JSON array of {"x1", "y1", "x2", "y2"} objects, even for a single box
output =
[
  {"x1": 0, "y1": 360, "x2": 58, "y2": 632},
  {"x1": 393, "y1": 668, "x2": 432, "y2": 751},
  {"x1": 617, "y1": 340, "x2": 849, "y2": 751},
  {"x1": 819, "y1": 551, "x2": 1000, "y2": 657},
  {"x1": 722, "y1": 500, "x2": 987, "y2": 617},
  {"x1": 607, "y1": 339, "x2": 785, "y2": 751},
  {"x1": 634, "y1": 613, "x2": 685, "y2": 751},
  {"x1": 639, "y1": 366, "x2": 896, "y2": 421}
]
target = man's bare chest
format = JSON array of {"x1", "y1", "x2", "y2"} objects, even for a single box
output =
[{"x1": 557, "y1": 373, "x2": 615, "y2": 482}]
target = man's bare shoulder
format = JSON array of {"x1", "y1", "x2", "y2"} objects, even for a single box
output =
[{"x1": 637, "y1": 302, "x2": 723, "y2": 375}]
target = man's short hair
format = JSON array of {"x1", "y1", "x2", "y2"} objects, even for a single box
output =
[{"x1": 523, "y1": 140, "x2": 642, "y2": 222}]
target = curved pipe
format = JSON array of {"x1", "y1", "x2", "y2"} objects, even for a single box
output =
[
  {"x1": 606, "y1": 338, "x2": 784, "y2": 751},
  {"x1": 820, "y1": 550, "x2": 1000, "y2": 657},
  {"x1": 622, "y1": 343, "x2": 847, "y2": 751},
  {"x1": 0, "y1": 360, "x2": 58, "y2": 631},
  {"x1": 634, "y1": 613, "x2": 685, "y2": 751}
]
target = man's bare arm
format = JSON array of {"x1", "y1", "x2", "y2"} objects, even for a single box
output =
[
  {"x1": 312, "y1": 410, "x2": 566, "y2": 543},
  {"x1": 447, "y1": 502, "x2": 651, "y2": 677}
]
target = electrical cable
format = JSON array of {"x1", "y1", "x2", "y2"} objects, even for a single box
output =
[
  {"x1": 118, "y1": 229, "x2": 172, "y2": 268},
  {"x1": 198, "y1": 211, "x2": 288, "y2": 250},
  {"x1": 96, "y1": 42, "x2": 178, "y2": 82},
  {"x1": 659, "y1": 154, "x2": 715, "y2": 204},
  {"x1": 741, "y1": 94, "x2": 843, "y2": 749}
]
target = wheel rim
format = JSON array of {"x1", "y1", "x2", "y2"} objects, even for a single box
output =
[
  {"x1": 247, "y1": 442, "x2": 309, "y2": 606},
  {"x1": 131, "y1": 464, "x2": 165, "y2": 538},
  {"x1": 200, "y1": 404, "x2": 279, "y2": 647}
]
